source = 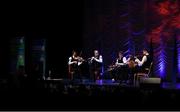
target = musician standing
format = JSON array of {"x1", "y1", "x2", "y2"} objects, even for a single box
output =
[
  {"x1": 90, "y1": 50, "x2": 103, "y2": 80},
  {"x1": 68, "y1": 50, "x2": 83, "y2": 80}
]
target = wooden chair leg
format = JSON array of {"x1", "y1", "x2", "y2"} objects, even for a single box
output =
[
  {"x1": 137, "y1": 75, "x2": 140, "y2": 86},
  {"x1": 137, "y1": 75, "x2": 145, "y2": 86},
  {"x1": 134, "y1": 74, "x2": 136, "y2": 86}
]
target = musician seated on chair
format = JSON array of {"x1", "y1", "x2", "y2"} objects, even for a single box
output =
[
  {"x1": 68, "y1": 50, "x2": 83, "y2": 80},
  {"x1": 135, "y1": 49, "x2": 151, "y2": 74},
  {"x1": 89, "y1": 50, "x2": 103, "y2": 80},
  {"x1": 115, "y1": 51, "x2": 127, "y2": 66},
  {"x1": 114, "y1": 51, "x2": 128, "y2": 81}
]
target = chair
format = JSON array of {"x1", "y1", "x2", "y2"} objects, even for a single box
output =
[{"x1": 134, "y1": 62, "x2": 153, "y2": 86}]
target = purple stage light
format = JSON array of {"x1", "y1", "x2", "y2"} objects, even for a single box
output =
[
  {"x1": 178, "y1": 39, "x2": 180, "y2": 75},
  {"x1": 157, "y1": 40, "x2": 166, "y2": 78}
]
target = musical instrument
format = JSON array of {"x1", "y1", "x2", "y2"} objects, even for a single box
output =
[
  {"x1": 107, "y1": 65, "x2": 116, "y2": 71},
  {"x1": 87, "y1": 57, "x2": 96, "y2": 64},
  {"x1": 127, "y1": 61, "x2": 135, "y2": 68},
  {"x1": 70, "y1": 56, "x2": 86, "y2": 66},
  {"x1": 127, "y1": 59, "x2": 138, "y2": 68},
  {"x1": 107, "y1": 63, "x2": 125, "y2": 72}
]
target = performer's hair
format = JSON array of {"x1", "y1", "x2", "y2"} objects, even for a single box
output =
[
  {"x1": 118, "y1": 51, "x2": 123, "y2": 54},
  {"x1": 72, "y1": 50, "x2": 77, "y2": 54},
  {"x1": 94, "y1": 49, "x2": 99, "y2": 52},
  {"x1": 143, "y1": 48, "x2": 148, "y2": 52}
]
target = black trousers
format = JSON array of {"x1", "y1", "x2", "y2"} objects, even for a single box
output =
[
  {"x1": 118, "y1": 67, "x2": 129, "y2": 81},
  {"x1": 128, "y1": 67, "x2": 138, "y2": 83},
  {"x1": 90, "y1": 68, "x2": 101, "y2": 80}
]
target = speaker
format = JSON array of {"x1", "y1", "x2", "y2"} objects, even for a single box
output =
[{"x1": 139, "y1": 78, "x2": 161, "y2": 88}]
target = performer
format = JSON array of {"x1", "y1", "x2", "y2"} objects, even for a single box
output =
[
  {"x1": 135, "y1": 49, "x2": 151, "y2": 73},
  {"x1": 68, "y1": 50, "x2": 84, "y2": 80},
  {"x1": 89, "y1": 50, "x2": 103, "y2": 80},
  {"x1": 115, "y1": 51, "x2": 127, "y2": 66},
  {"x1": 112, "y1": 51, "x2": 128, "y2": 81}
]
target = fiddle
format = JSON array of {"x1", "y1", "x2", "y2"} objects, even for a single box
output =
[
  {"x1": 126, "y1": 55, "x2": 138, "y2": 68},
  {"x1": 77, "y1": 56, "x2": 85, "y2": 62},
  {"x1": 127, "y1": 60, "x2": 137, "y2": 68},
  {"x1": 77, "y1": 51, "x2": 86, "y2": 62}
]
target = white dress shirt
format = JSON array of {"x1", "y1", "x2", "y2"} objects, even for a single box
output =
[
  {"x1": 135, "y1": 54, "x2": 148, "y2": 66},
  {"x1": 91, "y1": 55, "x2": 103, "y2": 63},
  {"x1": 115, "y1": 57, "x2": 127, "y2": 66},
  {"x1": 68, "y1": 56, "x2": 77, "y2": 65}
]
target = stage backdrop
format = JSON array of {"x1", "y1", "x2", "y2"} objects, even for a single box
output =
[{"x1": 82, "y1": 0, "x2": 180, "y2": 82}]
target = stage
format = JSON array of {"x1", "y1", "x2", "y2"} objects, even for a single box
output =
[{"x1": 43, "y1": 78, "x2": 180, "y2": 90}]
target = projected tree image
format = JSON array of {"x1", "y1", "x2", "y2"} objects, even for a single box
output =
[{"x1": 146, "y1": 0, "x2": 180, "y2": 81}]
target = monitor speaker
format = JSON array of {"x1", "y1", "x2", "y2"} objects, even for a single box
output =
[{"x1": 139, "y1": 77, "x2": 161, "y2": 88}]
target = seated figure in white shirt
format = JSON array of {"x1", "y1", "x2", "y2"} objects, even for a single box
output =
[
  {"x1": 135, "y1": 49, "x2": 151, "y2": 73},
  {"x1": 112, "y1": 51, "x2": 128, "y2": 81},
  {"x1": 115, "y1": 51, "x2": 127, "y2": 66},
  {"x1": 135, "y1": 49, "x2": 149, "y2": 66}
]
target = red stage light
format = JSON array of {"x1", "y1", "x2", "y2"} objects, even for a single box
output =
[{"x1": 147, "y1": 0, "x2": 180, "y2": 44}]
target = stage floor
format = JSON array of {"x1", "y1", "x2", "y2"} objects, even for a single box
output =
[{"x1": 44, "y1": 78, "x2": 180, "y2": 90}]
